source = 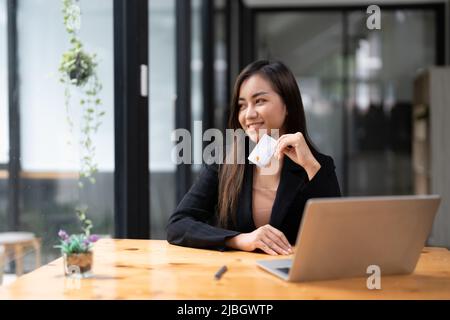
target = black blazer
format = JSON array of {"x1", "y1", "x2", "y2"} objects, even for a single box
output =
[{"x1": 166, "y1": 152, "x2": 341, "y2": 251}]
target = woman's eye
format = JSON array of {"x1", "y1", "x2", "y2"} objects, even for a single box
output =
[
  {"x1": 239, "y1": 104, "x2": 247, "y2": 110},
  {"x1": 256, "y1": 99, "x2": 265, "y2": 105}
]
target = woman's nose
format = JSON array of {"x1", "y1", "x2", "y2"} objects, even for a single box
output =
[{"x1": 245, "y1": 104, "x2": 258, "y2": 119}]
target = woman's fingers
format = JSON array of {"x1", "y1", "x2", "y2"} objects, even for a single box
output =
[
  {"x1": 258, "y1": 240, "x2": 278, "y2": 256},
  {"x1": 276, "y1": 134, "x2": 288, "y2": 144},
  {"x1": 266, "y1": 226, "x2": 292, "y2": 253},
  {"x1": 279, "y1": 135, "x2": 300, "y2": 149},
  {"x1": 275, "y1": 134, "x2": 298, "y2": 158},
  {"x1": 264, "y1": 234, "x2": 290, "y2": 255},
  {"x1": 255, "y1": 225, "x2": 292, "y2": 255},
  {"x1": 261, "y1": 236, "x2": 287, "y2": 255}
]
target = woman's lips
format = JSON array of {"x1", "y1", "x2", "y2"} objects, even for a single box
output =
[{"x1": 247, "y1": 122, "x2": 264, "y2": 130}]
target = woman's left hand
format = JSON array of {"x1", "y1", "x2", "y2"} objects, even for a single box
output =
[{"x1": 275, "y1": 132, "x2": 321, "y2": 180}]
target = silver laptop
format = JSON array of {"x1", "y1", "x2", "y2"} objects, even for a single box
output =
[{"x1": 257, "y1": 195, "x2": 441, "y2": 282}]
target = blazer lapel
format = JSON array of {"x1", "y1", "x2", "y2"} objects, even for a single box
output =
[
  {"x1": 235, "y1": 161, "x2": 256, "y2": 232},
  {"x1": 269, "y1": 157, "x2": 308, "y2": 228},
  {"x1": 235, "y1": 156, "x2": 308, "y2": 231}
]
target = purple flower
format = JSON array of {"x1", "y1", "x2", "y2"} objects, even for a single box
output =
[
  {"x1": 88, "y1": 234, "x2": 100, "y2": 243},
  {"x1": 58, "y1": 229, "x2": 69, "y2": 241}
]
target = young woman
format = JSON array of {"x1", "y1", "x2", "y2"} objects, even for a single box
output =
[{"x1": 167, "y1": 60, "x2": 341, "y2": 255}]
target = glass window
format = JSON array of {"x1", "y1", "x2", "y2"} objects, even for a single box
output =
[
  {"x1": 15, "y1": 0, "x2": 114, "y2": 267},
  {"x1": 255, "y1": 9, "x2": 437, "y2": 196},
  {"x1": 149, "y1": 0, "x2": 176, "y2": 239},
  {"x1": 346, "y1": 10, "x2": 436, "y2": 196},
  {"x1": 256, "y1": 12, "x2": 345, "y2": 187}
]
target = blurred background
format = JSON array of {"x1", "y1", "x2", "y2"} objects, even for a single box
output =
[{"x1": 0, "y1": 0, "x2": 449, "y2": 284}]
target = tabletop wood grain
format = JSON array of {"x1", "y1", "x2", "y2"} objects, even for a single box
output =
[{"x1": 1, "y1": 239, "x2": 450, "y2": 300}]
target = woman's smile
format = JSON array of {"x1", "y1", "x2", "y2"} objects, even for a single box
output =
[{"x1": 247, "y1": 121, "x2": 265, "y2": 131}]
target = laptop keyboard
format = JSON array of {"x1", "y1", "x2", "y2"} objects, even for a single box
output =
[{"x1": 276, "y1": 267, "x2": 291, "y2": 274}]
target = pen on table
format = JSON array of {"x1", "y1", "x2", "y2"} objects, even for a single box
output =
[{"x1": 214, "y1": 265, "x2": 228, "y2": 280}]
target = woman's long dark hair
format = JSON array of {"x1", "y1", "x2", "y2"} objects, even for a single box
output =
[{"x1": 217, "y1": 60, "x2": 318, "y2": 227}]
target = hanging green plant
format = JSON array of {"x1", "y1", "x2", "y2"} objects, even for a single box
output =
[
  {"x1": 60, "y1": 45, "x2": 95, "y2": 87},
  {"x1": 59, "y1": 0, "x2": 105, "y2": 188}
]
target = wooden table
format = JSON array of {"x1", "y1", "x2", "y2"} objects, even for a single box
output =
[{"x1": 1, "y1": 239, "x2": 450, "y2": 299}]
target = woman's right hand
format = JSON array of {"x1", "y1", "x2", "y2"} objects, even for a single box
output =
[{"x1": 226, "y1": 224, "x2": 293, "y2": 255}]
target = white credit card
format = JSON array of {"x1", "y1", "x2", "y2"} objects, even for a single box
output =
[{"x1": 248, "y1": 134, "x2": 278, "y2": 167}]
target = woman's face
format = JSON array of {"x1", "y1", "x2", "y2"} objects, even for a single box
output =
[{"x1": 238, "y1": 74, "x2": 287, "y2": 142}]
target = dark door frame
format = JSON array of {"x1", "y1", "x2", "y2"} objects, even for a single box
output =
[
  {"x1": 175, "y1": 0, "x2": 192, "y2": 204},
  {"x1": 6, "y1": 0, "x2": 20, "y2": 231},
  {"x1": 113, "y1": 0, "x2": 150, "y2": 239}
]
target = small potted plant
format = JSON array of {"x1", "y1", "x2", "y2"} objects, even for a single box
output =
[{"x1": 55, "y1": 209, "x2": 99, "y2": 278}]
